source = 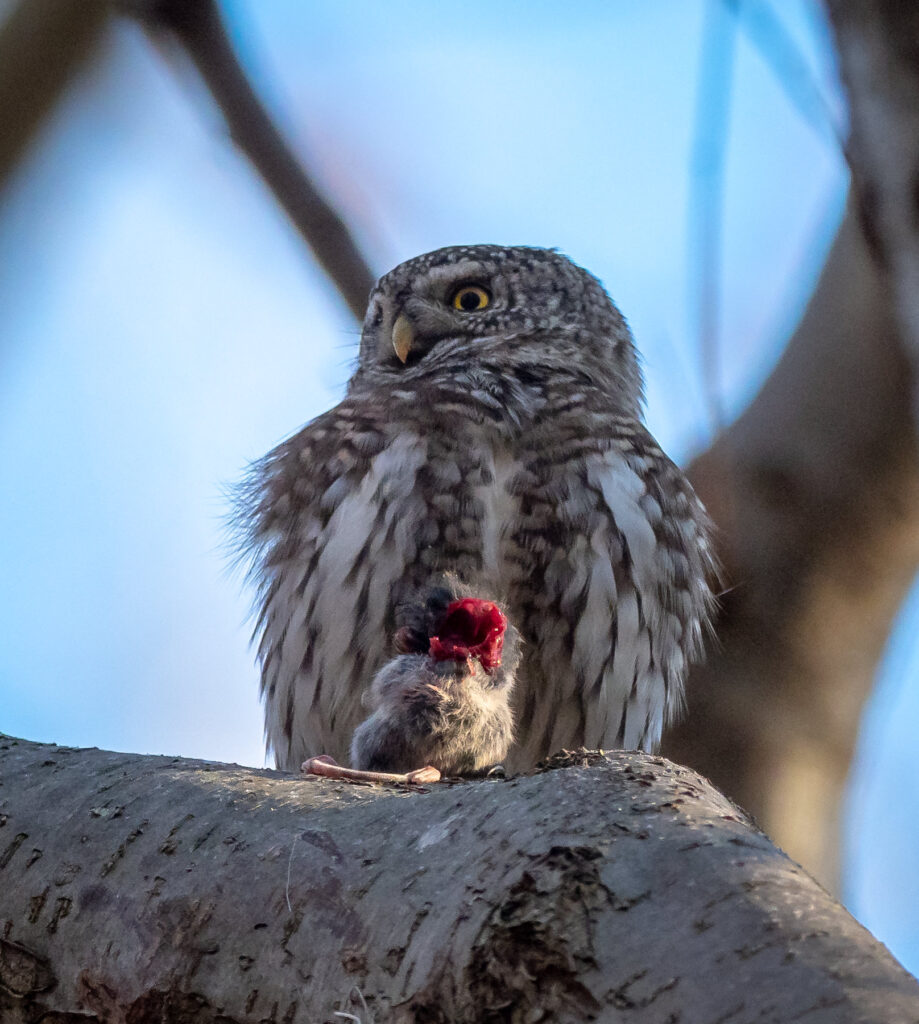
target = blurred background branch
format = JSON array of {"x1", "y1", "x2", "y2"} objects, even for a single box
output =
[
  {"x1": 132, "y1": 0, "x2": 376, "y2": 320},
  {"x1": 668, "y1": 201, "x2": 919, "y2": 889},
  {"x1": 826, "y1": 1, "x2": 919, "y2": 383},
  {"x1": 689, "y1": 0, "x2": 737, "y2": 434},
  {"x1": 0, "y1": 0, "x2": 376, "y2": 321},
  {"x1": 0, "y1": 0, "x2": 110, "y2": 197}
]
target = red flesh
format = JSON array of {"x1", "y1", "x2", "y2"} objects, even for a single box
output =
[{"x1": 428, "y1": 598, "x2": 507, "y2": 672}]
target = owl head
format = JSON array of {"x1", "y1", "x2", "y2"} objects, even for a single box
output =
[{"x1": 352, "y1": 245, "x2": 643, "y2": 415}]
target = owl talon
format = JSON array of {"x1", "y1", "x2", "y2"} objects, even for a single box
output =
[
  {"x1": 301, "y1": 755, "x2": 338, "y2": 771},
  {"x1": 300, "y1": 756, "x2": 441, "y2": 786}
]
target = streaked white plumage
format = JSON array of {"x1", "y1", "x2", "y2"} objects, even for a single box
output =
[{"x1": 239, "y1": 246, "x2": 715, "y2": 772}]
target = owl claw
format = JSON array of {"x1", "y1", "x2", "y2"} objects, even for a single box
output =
[
  {"x1": 302, "y1": 754, "x2": 337, "y2": 769},
  {"x1": 300, "y1": 756, "x2": 441, "y2": 786},
  {"x1": 403, "y1": 765, "x2": 442, "y2": 784}
]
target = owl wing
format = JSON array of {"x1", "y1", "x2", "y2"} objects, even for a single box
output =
[
  {"x1": 235, "y1": 395, "x2": 430, "y2": 770},
  {"x1": 508, "y1": 418, "x2": 715, "y2": 765}
]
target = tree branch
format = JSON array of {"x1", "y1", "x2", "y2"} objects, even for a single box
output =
[
  {"x1": 133, "y1": 0, "x2": 376, "y2": 322},
  {"x1": 667, "y1": 200, "x2": 919, "y2": 890},
  {"x1": 668, "y1": 0, "x2": 919, "y2": 892},
  {"x1": 0, "y1": 0, "x2": 110, "y2": 197},
  {"x1": 1, "y1": 736, "x2": 917, "y2": 1022},
  {"x1": 825, "y1": 2, "x2": 919, "y2": 389}
]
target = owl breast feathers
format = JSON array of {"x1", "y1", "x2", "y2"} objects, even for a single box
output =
[{"x1": 237, "y1": 245, "x2": 716, "y2": 772}]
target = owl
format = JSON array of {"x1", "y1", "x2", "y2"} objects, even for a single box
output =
[{"x1": 238, "y1": 245, "x2": 715, "y2": 774}]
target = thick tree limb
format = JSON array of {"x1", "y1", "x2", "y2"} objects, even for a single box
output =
[
  {"x1": 0, "y1": 0, "x2": 110, "y2": 197},
  {"x1": 1, "y1": 736, "x2": 917, "y2": 1023},
  {"x1": 668, "y1": 202, "x2": 919, "y2": 890},
  {"x1": 128, "y1": 0, "x2": 376, "y2": 322}
]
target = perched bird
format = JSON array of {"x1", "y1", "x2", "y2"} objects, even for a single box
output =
[
  {"x1": 238, "y1": 245, "x2": 715, "y2": 774},
  {"x1": 349, "y1": 585, "x2": 520, "y2": 777}
]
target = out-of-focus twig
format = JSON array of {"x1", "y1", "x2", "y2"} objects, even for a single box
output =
[
  {"x1": 727, "y1": 0, "x2": 845, "y2": 150},
  {"x1": 134, "y1": 0, "x2": 376, "y2": 322},
  {"x1": 0, "y1": 0, "x2": 110, "y2": 197},
  {"x1": 689, "y1": 0, "x2": 738, "y2": 436}
]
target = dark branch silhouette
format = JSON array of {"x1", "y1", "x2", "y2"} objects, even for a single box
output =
[
  {"x1": 0, "y1": 0, "x2": 109, "y2": 198},
  {"x1": 136, "y1": 0, "x2": 377, "y2": 322}
]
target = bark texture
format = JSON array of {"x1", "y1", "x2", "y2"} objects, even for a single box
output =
[
  {"x1": 1, "y1": 735, "x2": 918, "y2": 1024},
  {"x1": 667, "y1": 201, "x2": 919, "y2": 890}
]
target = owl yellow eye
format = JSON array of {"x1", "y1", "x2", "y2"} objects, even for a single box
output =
[{"x1": 451, "y1": 285, "x2": 491, "y2": 312}]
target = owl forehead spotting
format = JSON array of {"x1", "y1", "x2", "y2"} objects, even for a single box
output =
[{"x1": 352, "y1": 244, "x2": 644, "y2": 417}]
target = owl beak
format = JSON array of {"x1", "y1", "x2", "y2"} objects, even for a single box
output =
[{"x1": 392, "y1": 314, "x2": 415, "y2": 364}]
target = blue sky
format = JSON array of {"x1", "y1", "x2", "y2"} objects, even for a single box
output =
[{"x1": 1, "y1": 0, "x2": 915, "y2": 974}]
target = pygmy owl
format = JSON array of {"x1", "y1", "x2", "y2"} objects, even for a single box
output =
[{"x1": 238, "y1": 245, "x2": 715, "y2": 774}]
